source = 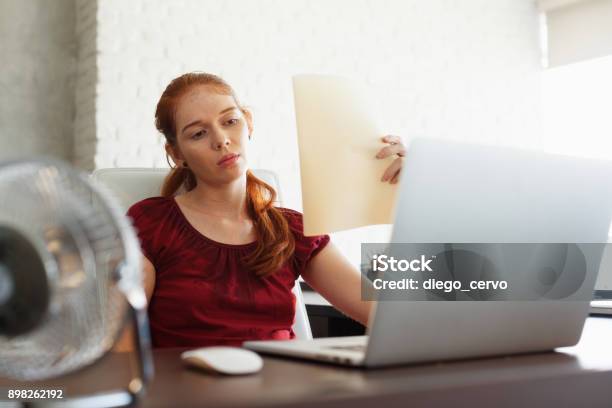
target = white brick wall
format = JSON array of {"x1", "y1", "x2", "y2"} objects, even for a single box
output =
[
  {"x1": 0, "y1": 0, "x2": 76, "y2": 162},
  {"x1": 73, "y1": 0, "x2": 97, "y2": 170},
  {"x1": 76, "y1": 0, "x2": 543, "y2": 265}
]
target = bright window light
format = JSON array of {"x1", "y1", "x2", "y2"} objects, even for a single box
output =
[{"x1": 541, "y1": 55, "x2": 612, "y2": 161}]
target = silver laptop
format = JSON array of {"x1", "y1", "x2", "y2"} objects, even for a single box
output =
[
  {"x1": 591, "y1": 244, "x2": 612, "y2": 315},
  {"x1": 244, "y1": 138, "x2": 612, "y2": 367}
]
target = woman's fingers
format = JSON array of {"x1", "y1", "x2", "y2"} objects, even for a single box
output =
[
  {"x1": 381, "y1": 157, "x2": 403, "y2": 183},
  {"x1": 390, "y1": 171, "x2": 400, "y2": 184},
  {"x1": 376, "y1": 143, "x2": 406, "y2": 158},
  {"x1": 376, "y1": 135, "x2": 406, "y2": 158},
  {"x1": 382, "y1": 135, "x2": 403, "y2": 145},
  {"x1": 377, "y1": 135, "x2": 406, "y2": 184}
]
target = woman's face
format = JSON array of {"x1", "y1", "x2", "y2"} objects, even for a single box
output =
[{"x1": 170, "y1": 85, "x2": 250, "y2": 185}]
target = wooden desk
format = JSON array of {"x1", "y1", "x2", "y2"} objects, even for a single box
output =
[{"x1": 2, "y1": 317, "x2": 612, "y2": 408}]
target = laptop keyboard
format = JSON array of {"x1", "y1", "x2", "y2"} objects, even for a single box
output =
[{"x1": 325, "y1": 344, "x2": 366, "y2": 352}]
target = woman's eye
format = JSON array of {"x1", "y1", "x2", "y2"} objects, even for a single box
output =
[
  {"x1": 192, "y1": 130, "x2": 206, "y2": 139},
  {"x1": 226, "y1": 118, "x2": 238, "y2": 126}
]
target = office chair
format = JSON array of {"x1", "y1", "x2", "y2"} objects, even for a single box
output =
[{"x1": 90, "y1": 168, "x2": 313, "y2": 341}]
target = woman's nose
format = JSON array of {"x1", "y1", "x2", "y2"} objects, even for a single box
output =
[{"x1": 212, "y1": 134, "x2": 230, "y2": 150}]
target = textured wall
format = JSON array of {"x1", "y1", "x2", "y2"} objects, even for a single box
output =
[
  {"x1": 73, "y1": 0, "x2": 98, "y2": 170},
  {"x1": 90, "y1": 0, "x2": 542, "y2": 203},
  {"x1": 83, "y1": 0, "x2": 543, "y2": 265},
  {"x1": 0, "y1": 0, "x2": 76, "y2": 162}
]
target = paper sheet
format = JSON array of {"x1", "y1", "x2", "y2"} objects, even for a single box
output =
[{"x1": 293, "y1": 75, "x2": 398, "y2": 236}]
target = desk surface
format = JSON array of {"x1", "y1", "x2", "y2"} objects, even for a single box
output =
[{"x1": 2, "y1": 317, "x2": 612, "y2": 408}]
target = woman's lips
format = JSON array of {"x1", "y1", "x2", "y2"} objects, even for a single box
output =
[{"x1": 217, "y1": 153, "x2": 240, "y2": 167}]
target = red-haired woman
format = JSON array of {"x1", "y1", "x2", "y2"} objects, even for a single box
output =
[{"x1": 119, "y1": 72, "x2": 406, "y2": 349}]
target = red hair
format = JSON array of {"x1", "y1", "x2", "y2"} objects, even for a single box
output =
[{"x1": 155, "y1": 72, "x2": 295, "y2": 277}]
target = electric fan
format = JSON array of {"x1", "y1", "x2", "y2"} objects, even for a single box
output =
[{"x1": 0, "y1": 158, "x2": 153, "y2": 407}]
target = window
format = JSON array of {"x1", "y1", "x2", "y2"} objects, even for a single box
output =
[{"x1": 541, "y1": 55, "x2": 612, "y2": 162}]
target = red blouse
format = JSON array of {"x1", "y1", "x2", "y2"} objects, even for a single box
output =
[{"x1": 126, "y1": 196, "x2": 330, "y2": 348}]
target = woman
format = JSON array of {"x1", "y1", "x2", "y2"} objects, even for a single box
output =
[{"x1": 117, "y1": 72, "x2": 407, "y2": 349}]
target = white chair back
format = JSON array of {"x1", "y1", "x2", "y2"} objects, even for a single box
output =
[{"x1": 91, "y1": 168, "x2": 312, "y2": 340}]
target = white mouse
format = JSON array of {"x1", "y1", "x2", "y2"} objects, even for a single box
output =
[{"x1": 181, "y1": 346, "x2": 263, "y2": 375}]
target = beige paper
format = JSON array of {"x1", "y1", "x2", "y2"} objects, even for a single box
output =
[{"x1": 293, "y1": 75, "x2": 398, "y2": 236}]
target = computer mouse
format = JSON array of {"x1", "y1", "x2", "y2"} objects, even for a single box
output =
[{"x1": 180, "y1": 346, "x2": 264, "y2": 375}]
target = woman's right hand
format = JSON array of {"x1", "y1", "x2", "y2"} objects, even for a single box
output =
[{"x1": 375, "y1": 135, "x2": 407, "y2": 184}]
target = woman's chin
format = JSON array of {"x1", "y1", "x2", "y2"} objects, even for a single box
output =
[{"x1": 217, "y1": 163, "x2": 247, "y2": 181}]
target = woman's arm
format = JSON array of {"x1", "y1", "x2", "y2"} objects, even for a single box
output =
[
  {"x1": 301, "y1": 242, "x2": 373, "y2": 327},
  {"x1": 142, "y1": 255, "x2": 156, "y2": 303},
  {"x1": 112, "y1": 255, "x2": 156, "y2": 352}
]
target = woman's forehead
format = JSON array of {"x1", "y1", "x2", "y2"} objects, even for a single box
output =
[{"x1": 176, "y1": 86, "x2": 236, "y2": 119}]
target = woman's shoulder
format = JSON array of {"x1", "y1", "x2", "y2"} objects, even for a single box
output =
[
  {"x1": 275, "y1": 207, "x2": 303, "y2": 225},
  {"x1": 126, "y1": 196, "x2": 174, "y2": 219},
  {"x1": 274, "y1": 207, "x2": 327, "y2": 239},
  {"x1": 275, "y1": 207, "x2": 301, "y2": 217},
  {"x1": 274, "y1": 207, "x2": 330, "y2": 264}
]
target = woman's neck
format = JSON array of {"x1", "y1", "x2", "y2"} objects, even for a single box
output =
[{"x1": 181, "y1": 176, "x2": 249, "y2": 220}]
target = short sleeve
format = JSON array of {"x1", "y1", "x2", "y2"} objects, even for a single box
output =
[
  {"x1": 126, "y1": 198, "x2": 163, "y2": 265},
  {"x1": 280, "y1": 208, "x2": 331, "y2": 277}
]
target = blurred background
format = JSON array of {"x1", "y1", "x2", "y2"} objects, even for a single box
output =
[{"x1": 1, "y1": 0, "x2": 611, "y2": 285}]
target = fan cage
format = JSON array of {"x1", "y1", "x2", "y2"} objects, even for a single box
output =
[{"x1": 0, "y1": 159, "x2": 143, "y2": 380}]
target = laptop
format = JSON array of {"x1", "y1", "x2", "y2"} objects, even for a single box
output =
[
  {"x1": 244, "y1": 138, "x2": 612, "y2": 367},
  {"x1": 591, "y1": 247, "x2": 612, "y2": 315}
]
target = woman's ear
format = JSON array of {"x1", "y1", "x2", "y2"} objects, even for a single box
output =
[{"x1": 165, "y1": 143, "x2": 183, "y2": 167}]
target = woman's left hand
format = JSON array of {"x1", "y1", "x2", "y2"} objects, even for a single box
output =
[{"x1": 375, "y1": 135, "x2": 406, "y2": 184}]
